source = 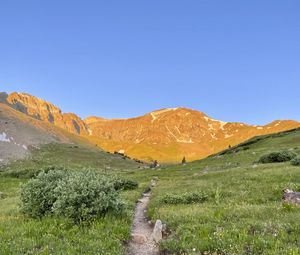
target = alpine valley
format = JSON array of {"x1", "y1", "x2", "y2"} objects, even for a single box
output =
[{"x1": 1, "y1": 91, "x2": 299, "y2": 163}]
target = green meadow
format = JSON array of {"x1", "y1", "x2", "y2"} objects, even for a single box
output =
[{"x1": 1, "y1": 129, "x2": 300, "y2": 254}]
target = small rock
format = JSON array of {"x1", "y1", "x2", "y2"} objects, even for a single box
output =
[
  {"x1": 283, "y1": 189, "x2": 300, "y2": 204},
  {"x1": 131, "y1": 233, "x2": 147, "y2": 244},
  {"x1": 151, "y1": 179, "x2": 156, "y2": 187},
  {"x1": 152, "y1": 219, "x2": 163, "y2": 243},
  {"x1": 162, "y1": 223, "x2": 167, "y2": 232}
]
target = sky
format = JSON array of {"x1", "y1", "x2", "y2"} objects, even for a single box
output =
[{"x1": 0, "y1": 1, "x2": 299, "y2": 125}]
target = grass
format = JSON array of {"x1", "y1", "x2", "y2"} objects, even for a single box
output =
[
  {"x1": 1, "y1": 128, "x2": 300, "y2": 254},
  {"x1": 0, "y1": 144, "x2": 147, "y2": 255},
  {"x1": 0, "y1": 143, "x2": 143, "y2": 178},
  {"x1": 143, "y1": 129, "x2": 300, "y2": 254}
]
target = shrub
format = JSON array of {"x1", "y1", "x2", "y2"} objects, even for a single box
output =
[
  {"x1": 21, "y1": 170, "x2": 125, "y2": 222},
  {"x1": 20, "y1": 170, "x2": 67, "y2": 218},
  {"x1": 258, "y1": 150, "x2": 297, "y2": 164},
  {"x1": 160, "y1": 192, "x2": 208, "y2": 205},
  {"x1": 52, "y1": 171, "x2": 124, "y2": 222},
  {"x1": 112, "y1": 177, "x2": 138, "y2": 191},
  {"x1": 291, "y1": 157, "x2": 300, "y2": 166}
]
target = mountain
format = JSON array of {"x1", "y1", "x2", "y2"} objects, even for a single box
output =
[
  {"x1": 2, "y1": 92, "x2": 89, "y2": 135},
  {"x1": 85, "y1": 108, "x2": 300, "y2": 162},
  {"x1": 0, "y1": 96, "x2": 144, "y2": 169},
  {"x1": 0, "y1": 101, "x2": 72, "y2": 164},
  {"x1": 1, "y1": 92, "x2": 300, "y2": 163}
]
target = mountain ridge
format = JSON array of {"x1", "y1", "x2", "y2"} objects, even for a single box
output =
[{"x1": 2, "y1": 91, "x2": 300, "y2": 162}]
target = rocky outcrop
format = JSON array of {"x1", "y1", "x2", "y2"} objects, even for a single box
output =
[{"x1": 5, "y1": 92, "x2": 89, "y2": 135}]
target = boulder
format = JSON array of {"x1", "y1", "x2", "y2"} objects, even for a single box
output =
[{"x1": 152, "y1": 219, "x2": 163, "y2": 243}]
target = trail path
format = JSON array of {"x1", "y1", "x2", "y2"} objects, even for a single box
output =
[{"x1": 127, "y1": 186, "x2": 159, "y2": 255}]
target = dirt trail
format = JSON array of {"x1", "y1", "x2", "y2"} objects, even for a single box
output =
[{"x1": 127, "y1": 187, "x2": 159, "y2": 255}]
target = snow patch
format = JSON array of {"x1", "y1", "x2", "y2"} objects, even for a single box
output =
[
  {"x1": 219, "y1": 121, "x2": 227, "y2": 130},
  {"x1": 151, "y1": 108, "x2": 178, "y2": 123},
  {"x1": 208, "y1": 123, "x2": 215, "y2": 131},
  {"x1": 118, "y1": 149, "x2": 125, "y2": 154},
  {"x1": 225, "y1": 134, "x2": 233, "y2": 139},
  {"x1": 22, "y1": 145, "x2": 28, "y2": 150},
  {"x1": 88, "y1": 129, "x2": 93, "y2": 135},
  {"x1": 256, "y1": 127, "x2": 263, "y2": 130},
  {"x1": 165, "y1": 125, "x2": 194, "y2": 143},
  {"x1": 274, "y1": 122, "x2": 281, "y2": 127},
  {"x1": 0, "y1": 132, "x2": 10, "y2": 142},
  {"x1": 210, "y1": 133, "x2": 217, "y2": 140},
  {"x1": 175, "y1": 126, "x2": 181, "y2": 134}
]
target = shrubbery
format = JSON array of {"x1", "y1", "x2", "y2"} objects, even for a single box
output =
[
  {"x1": 160, "y1": 192, "x2": 208, "y2": 205},
  {"x1": 20, "y1": 170, "x2": 67, "y2": 218},
  {"x1": 258, "y1": 150, "x2": 297, "y2": 164},
  {"x1": 20, "y1": 169, "x2": 135, "y2": 222},
  {"x1": 52, "y1": 171, "x2": 124, "y2": 222},
  {"x1": 291, "y1": 157, "x2": 300, "y2": 166},
  {"x1": 112, "y1": 177, "x2": 138, "y2": 191}
]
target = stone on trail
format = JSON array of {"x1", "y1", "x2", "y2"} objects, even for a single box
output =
[
  {"x1": 131, "y1": 233, "x2": 147, "y2": 244},
  {"x1": 152, "y1": 219, "x2": 163, "y2": 243}
]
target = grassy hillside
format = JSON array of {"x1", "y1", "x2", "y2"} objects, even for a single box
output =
[
  {"x1": 136, "y1": 128, "x2": 300, "y2": 254},
  {"x1": 1, "y1": 128, "x2": 300, "y2": 254},
  {"x1": 0, "y1": 143, "x2": 147, "y2": 255}
]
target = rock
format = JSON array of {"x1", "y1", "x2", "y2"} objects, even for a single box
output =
[
  {"x1": 0, "y1": 192, "x2": 5, "y2": 199},
  {"x1": 162, "y1": 223, "x2": 167, "y2": 232},
  {"x1": 283, "y1": 189, "x2": 300, "y2": 204},
  {"x1": 131, "y1": 233, "x2": 147, "y2": 244},
  {"x1": 151, "y1": 179, "x2": 156, "y2": 187},
  {"x1": 152, "y1": 219, "x2": 163, "y2": 243}
]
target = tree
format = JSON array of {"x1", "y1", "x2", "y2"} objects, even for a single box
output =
[{"x1": 182, "y1": 156, "x2": 186, "y2": 164}]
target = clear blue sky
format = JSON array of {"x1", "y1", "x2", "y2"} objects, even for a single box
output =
[{"x1": 1, "y1": 1, "x2": 299, "y2": 125}]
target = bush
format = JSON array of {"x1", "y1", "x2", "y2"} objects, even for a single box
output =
[
  {"x1": 20, "y1": 170, "x2": 67, "y2": 218},
  {"x1": 258, "y1": 150, "x2": 297, "y2": 164},
  {"x1": 21, "y1": 170, "x2": 125, "y2": 222},
  {"x1": 112, "y1": 177, "x2": 138, "y2": 191},
  {"x1": 160, "y1": 192, "x2": 208, "y2": 205},
  {"x1": 291, "y1": 157, "x2": 300, "y2": 166},
  {"x1": 52, "y1": 171, "x2": 124, "y2": 222}
]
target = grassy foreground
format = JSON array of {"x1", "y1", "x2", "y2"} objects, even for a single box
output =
[
  {"x1": 1, "y1": 129, "x2": 300, "y2": 254},
  {"x1": 142, "y1": 129, "x2": 300, "y2": 254},
  {"x1": 0, "y1": 143, "x2": 148, "y2": 255}
]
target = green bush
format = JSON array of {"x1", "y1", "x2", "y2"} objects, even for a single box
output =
[
  {"x1": 258, "y1": 150, "x2": 297, "y2": 164},
  {"x1": 52, "y1": 171, "x2": 124, "y2": 222},
  {"x1": 112, "y1": 177, "x2": 138, "y2": 191},
  {"x1": 291, "y1": 156, "x2": 300, "y2": 166},
  {"x1": 21, "y1": 170, "x2": 125, "y2": 222},
  {"x1": 160, "y1": 192, "x2": 208, "y2": 205},
  {"x1": 20, "y1": 170, "x2": 67, "y2": 218}
]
